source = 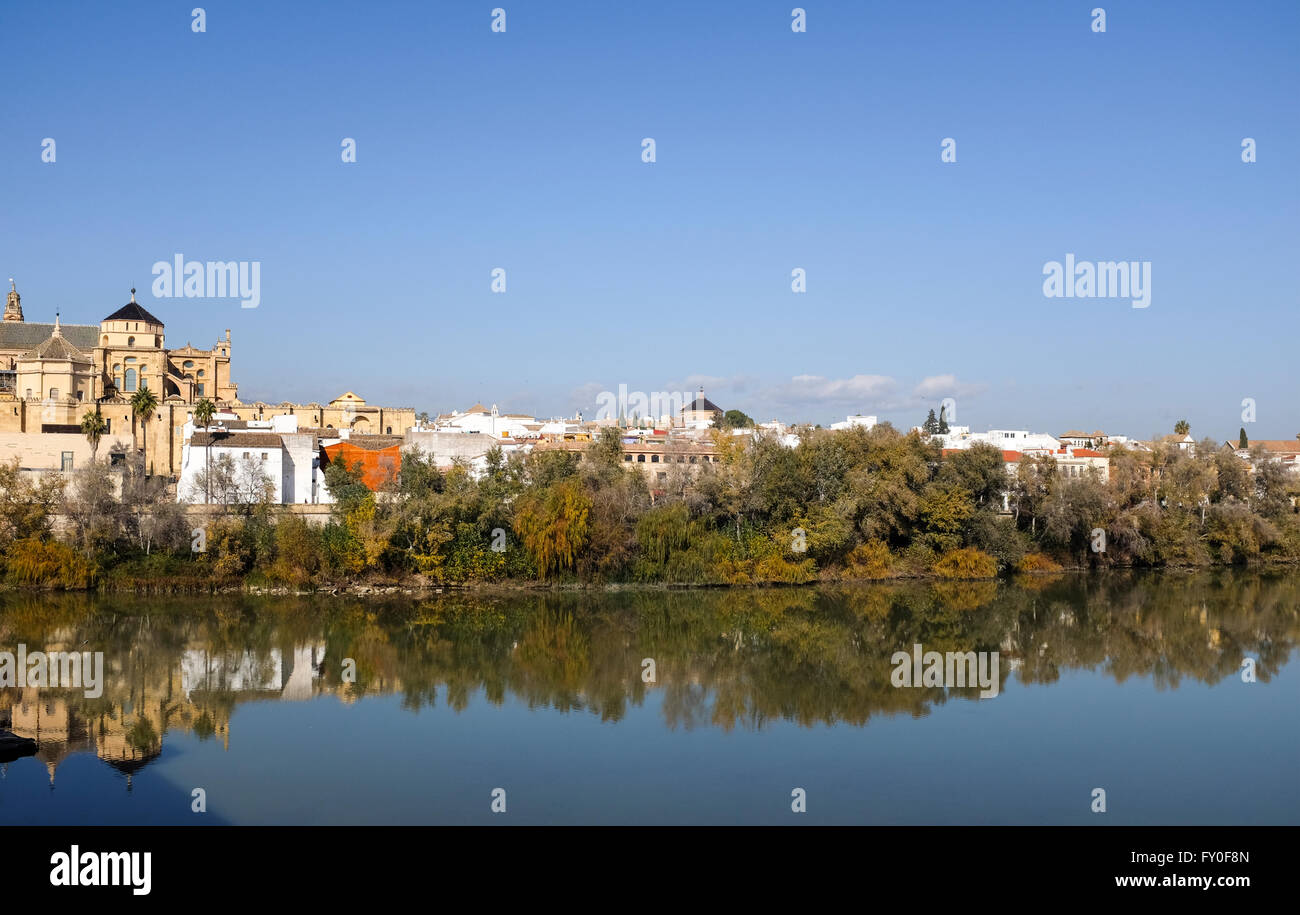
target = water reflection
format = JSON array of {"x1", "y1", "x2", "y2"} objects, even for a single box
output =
[{"x1": 1, "y1": 571, "x2": 1297, "y2": 789}]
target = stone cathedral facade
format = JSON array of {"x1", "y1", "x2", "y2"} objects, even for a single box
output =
[{"x1": 0, "y1": 282, "x2": 414, "y2": 475}]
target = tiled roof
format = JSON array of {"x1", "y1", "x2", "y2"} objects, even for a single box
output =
[
  {"x1": 104, "y1": 301, "x2": 164, "y2": 325},
  {"x1": 0, "y1": 322, "x2": 99, "y2": 352},
  {"x1": 682, "y1": 395, "x2": 722, "y2": 413},
  {"x1": 191, "y1": 431, "x2": 284, "y2": 448},
  {"x1": 24, "y1": 332, "x2": 91, "y2": 363},
  {"x1": 1248, "y1": 440, "x2": 1300, "y2": 454}
]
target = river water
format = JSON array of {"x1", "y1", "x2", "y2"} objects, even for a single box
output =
[{"x1": 1, "y1": 571, "x2": 1297, "y2": 824}]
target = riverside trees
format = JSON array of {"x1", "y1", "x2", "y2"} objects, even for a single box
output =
[{"x1": 0, "y1": 423, "x2": 1297, "y2": 590}]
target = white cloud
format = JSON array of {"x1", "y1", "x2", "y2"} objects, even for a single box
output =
[{"x1": 912, "y1": 374, "x2": 985, "y2": 400}]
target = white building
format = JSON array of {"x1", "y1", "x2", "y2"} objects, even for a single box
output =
[
  {"x1": 181, "y1": 643, "x2": 325, "y2": 700},
  {"x1": 178, "y1": 412, "x2": 329, "y2": 504},
  {"x1": 434, "y1": 402, "x2": 542, "y2": 439},
  {"x1": 831, "y1": 414, "x2": 878, "y2": 431},
  {"x1": 933, "y1": 428, "x2": 1061, "y2": 452},
  {"x1": 404, "y1": 428, "x2": 532, "y2": 478},
  {"x1": 178, "y1": 430, "x2": 287, "y2": 504}
]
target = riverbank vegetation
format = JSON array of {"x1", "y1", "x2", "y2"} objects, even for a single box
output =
[{"x1": 1, "y1": 423, "x2": 1298, "y2": 591}]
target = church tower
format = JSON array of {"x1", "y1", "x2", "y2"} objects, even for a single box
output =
[{"x1": 4, "y1": 279, "x2": 24, "y2": 322}]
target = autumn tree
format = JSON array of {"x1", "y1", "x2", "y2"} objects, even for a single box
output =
[{"x1": 513, "y1": 479, "x2": 591, "y2": 578}]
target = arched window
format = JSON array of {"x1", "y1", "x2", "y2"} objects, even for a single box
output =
[
  {"x1": 124, "y1": 368, "x2": 137, "y2": 392},
  {"x1": 102, "y1": 335, "x2": 108, "y2": 345},
  {"x1": 48, "y1": 388, "x2": 58, "y2": 400},
  {"x1": 127, "y1": 336, "x2": 135, "y2": 347},
  {"x1": 183, "y1": 360, "x2": 194, "y2": 369},
  {"x1": 196, "y1": 369, "x2": 205, "y2": 378},
  {"x1": 651, "y1": 455, "x2": 659, "y2": 463},
  {"x1": 637, "y1": 454, "x2": 645, "y2": 463}
]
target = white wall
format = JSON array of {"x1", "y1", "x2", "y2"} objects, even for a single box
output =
[{"x1": 179, "y1": 443, "x2": 285, "y2": 504}]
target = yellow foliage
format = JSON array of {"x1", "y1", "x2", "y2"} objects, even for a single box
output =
[
  {"x1": 932, "y1": 547, "x2": 997, "y2": 579},
  {"x1": 6, "y1": 537, "x2": 98, "y2": 589},
  {"x1": 1017, "y1": 552, "x2": 1064, "y2": 573},
  {"x1": 842, "y1": 539, "x2": 893, "y2": 580},
  {"x1": 513, "y1": 480, "x2": 591, "y2": 578}
]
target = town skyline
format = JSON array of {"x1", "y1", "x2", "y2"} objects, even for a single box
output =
[{"x1": 0, "y1": 284, "x2": 1293, "y2": 442}]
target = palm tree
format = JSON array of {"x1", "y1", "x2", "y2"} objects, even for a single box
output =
[
  {"x1": 80, "y1": 407, "x2": 107, "y2": 462},
  {"x1": 130, "y1": 385, "x2": 160, "y2": 476},
  {"x1": 193, "y1": 397, "x2": 216, "y2": 503}
]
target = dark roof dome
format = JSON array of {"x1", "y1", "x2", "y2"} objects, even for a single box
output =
[{"x1": 104, "y1": 289, "x2": 163, "y2": 326}]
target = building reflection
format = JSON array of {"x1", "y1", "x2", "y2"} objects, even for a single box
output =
[{"x1": 0, "y1": 642, "x2": 327, "y2": 788}]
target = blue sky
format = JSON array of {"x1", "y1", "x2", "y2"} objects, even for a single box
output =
[{"x1": 2, "y1": 0, "x2": 1296, "y2": 439}]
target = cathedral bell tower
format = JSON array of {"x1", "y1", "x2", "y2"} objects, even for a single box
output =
[{"x1": 4, "y1": 278, "x2": 24, "y2": 322}]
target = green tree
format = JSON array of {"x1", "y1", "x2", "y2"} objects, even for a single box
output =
[
  {"x1": 192, "y1": 398, "x2": 216, "y2": 503},
  {"x1": 940, "y1": 443, "x2": 1007, "y2": 508},
  {"x1": 397, "y1": 448, "x2": 444, "y2": 498},
  {"x1": 324, "y1": 456, "x2": 370, "y2": 516},
  {"x1": 80, "y1": 408, "x2": 107, "y2": 462},
  {"x1": 1238, "y1": 428, "x2": 1248, "y2": 449},
  {"x1": 130, "y1": 385, "x2": 160, "y2": 475},
  {"x1": 1174, "y1": 419, "x2": 1190, "y2": 436},
  {"x1": 588, "y1": 427, "x2": 627, "y2": 475},
  {"x1": 0, "y1": 458, "x2": 64, "y2": 549},
  {"x1": 922, "y1": 409, "x2": 939, "y2": 435},
  {"x1": 721, "y1": 409, "x2": 754, "y2": 429}
]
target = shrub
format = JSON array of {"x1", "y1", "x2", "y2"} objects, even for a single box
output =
[
  {"x1": 1017, "y1": 552, "x2": 1063, "y2": 573},
  {"x1": 842, "y1": 539, "x2": 893, "y2": 579},
  {"x1": 6, "y1": 537, "x2": 99, "y2": 589},
  {"x1": 932, "y1": 547, "x2": 997, "y2": 579}
]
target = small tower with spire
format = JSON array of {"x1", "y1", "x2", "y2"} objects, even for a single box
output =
[{"x1": 4, "y1": 278, "x2": 24, "y2": 322}]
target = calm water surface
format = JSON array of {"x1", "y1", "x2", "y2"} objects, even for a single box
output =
[{"x1": 1, "y1": 571, "x2": 1297, "y2": 824}]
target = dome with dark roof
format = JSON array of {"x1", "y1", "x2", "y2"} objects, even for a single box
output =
[{"x1": 103, "y1": 300, "x2": 164, "y2": 326}]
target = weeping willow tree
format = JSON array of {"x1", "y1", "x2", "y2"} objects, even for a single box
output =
[{"x1": 513, "y1": 479, "x2": 590, "y2": 578}]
